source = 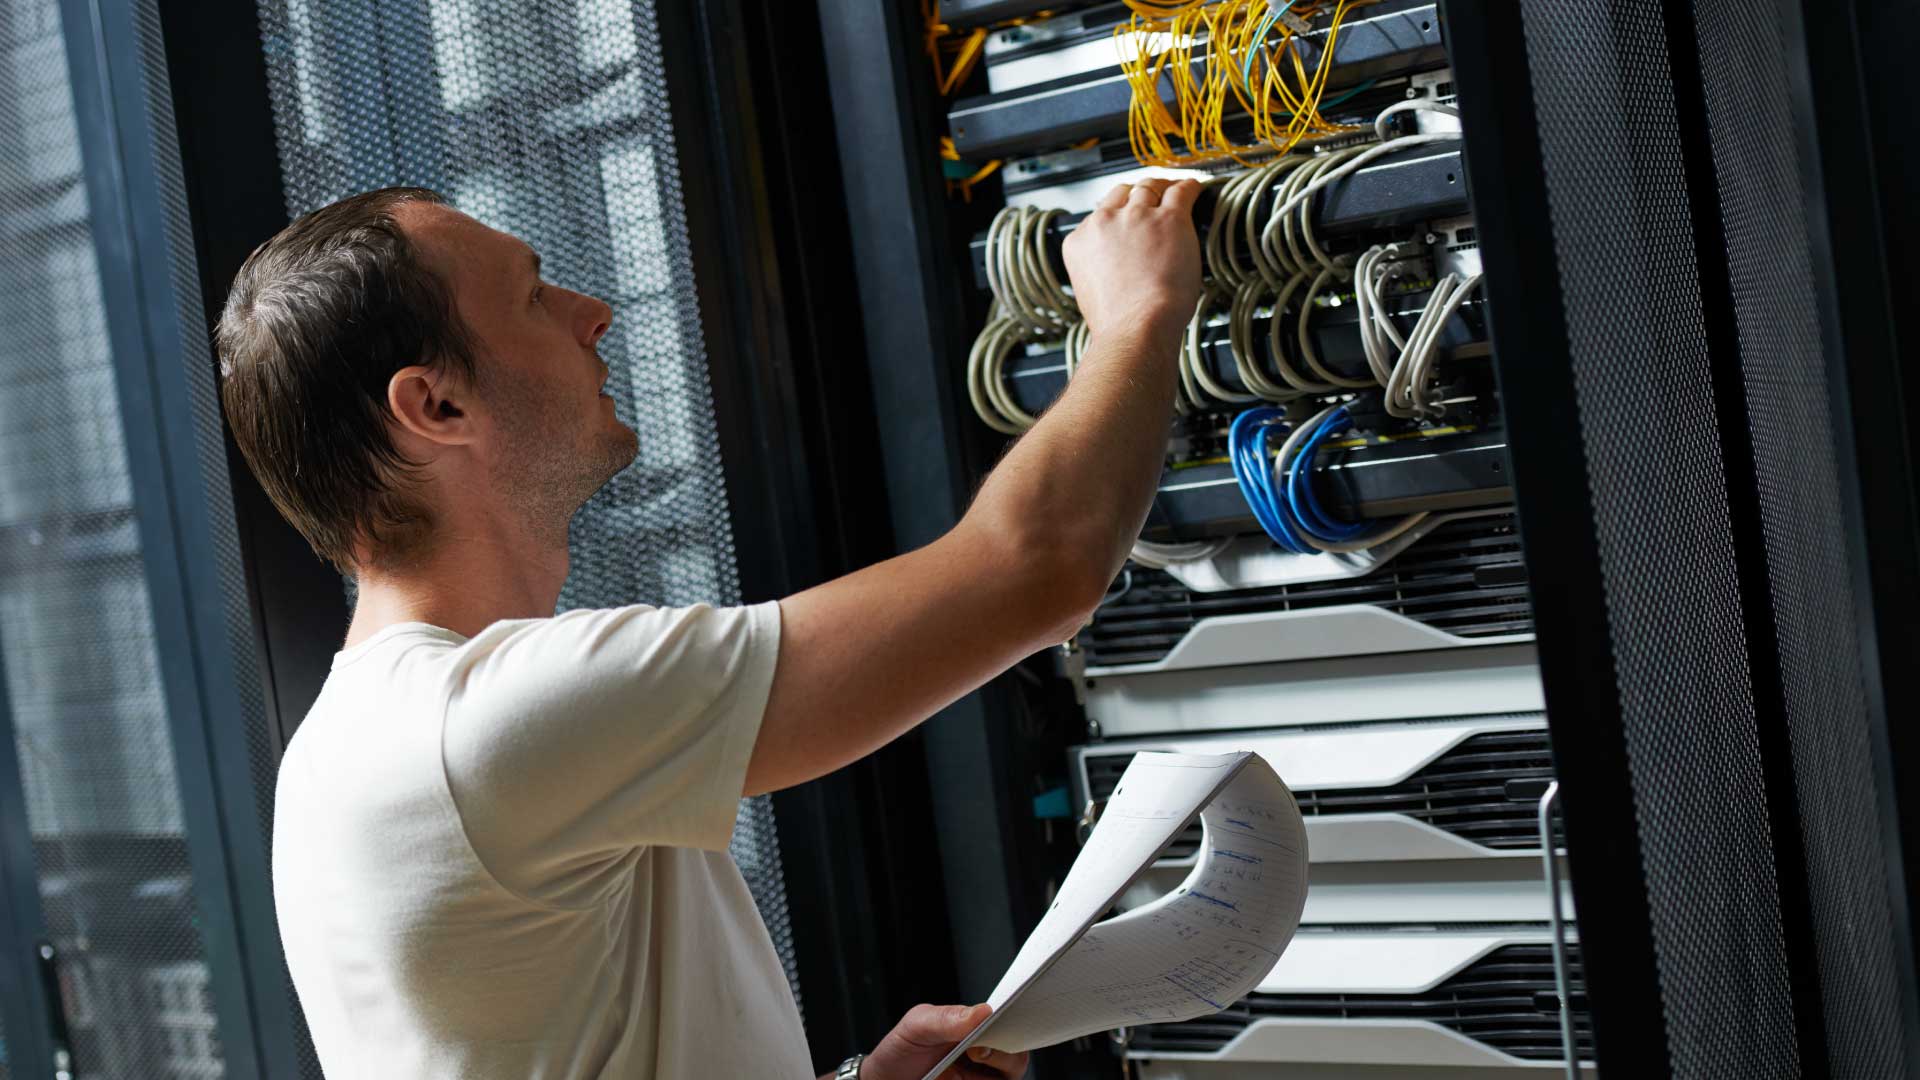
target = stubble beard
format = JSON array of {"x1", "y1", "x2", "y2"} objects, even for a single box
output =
[{"x1": 486, "y1": 376, "x2": 638, "y2": 551}]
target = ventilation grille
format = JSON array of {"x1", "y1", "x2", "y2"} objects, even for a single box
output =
[
  {"x1": 1085, "y1": 513, "x2": 1532, "y2": 668},
  {"x1": 1130, "y1": 943, "x2": 1594, "y2": 1062},
  {"x1": 1086, "y1": 729, "x2": 1555, "y2": 860}
]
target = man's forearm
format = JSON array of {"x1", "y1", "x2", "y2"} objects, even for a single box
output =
[{"x1": 961, "y1": 321, "x2": 1183, "y2": 591}]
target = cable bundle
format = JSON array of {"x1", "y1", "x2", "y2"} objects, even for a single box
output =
[
  {"x1": 967, "y1": 96, "x2": 1478, "y2": 565},
  {"x1": 1188, "y1": 98, "x2": 1467, "y2": 409},
  {"x1": 1120, "y1": 0, "x2": 1372, "y2": 169},
  {"x1": 969, "y1": 206, "x2": 1080, "y2": 435},
  {"x1": 1263, "y1": 99, "x2": 1463, "y2": 226},
  {"x1": 1355, "y1": 244, "x2": 1483, "y2": 418},
  {"x1": 969, "y1": 208, "x2": 1233, "y2": 569},
  {"x1": 1183, "y1": 144, "x2": 1377, "y2": 409},
  {"x1": 1230, "y1": 402, "x2": 1428, "y2": 553},
  {"x1": 983, "y1": 204, "x2": 1077, "y2": 333},
  {"x1": 1228, "y1": 405, "x2": 1306, "y2": 548},
  {"x1": 977, "y1": 98, "x2": 1468, "y2": 423},
  {"x1": 1190, "y1": 165, "x2": 1292, "y2": 408}
]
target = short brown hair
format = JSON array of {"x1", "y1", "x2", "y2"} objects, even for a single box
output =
[{"x1": 216, "y1": 187, "x2": 477, "y2": 573}]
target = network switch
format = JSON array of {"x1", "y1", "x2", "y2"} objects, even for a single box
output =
[
  {"x1": 991, "y1": 284, "x2": 1490, "y2": 416},
  {"x1": 1136, "y1": 432, "x2": 1513, "y2": 541},
  {"x1": 969, "y1": 142, "x2": 1471, "y2": 279}
]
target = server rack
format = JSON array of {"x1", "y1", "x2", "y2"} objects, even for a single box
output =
[
  {"x1": 824, "y1": 2, "x2": 1580, "y2": 1076},
  {"x1": 818, "y1": 0, "x2": 1920, "y2": 1077}
]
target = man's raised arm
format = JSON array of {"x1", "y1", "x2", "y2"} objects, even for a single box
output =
[{"x1": 745, "y1": 177, "x2": 1202, "y2": 797}]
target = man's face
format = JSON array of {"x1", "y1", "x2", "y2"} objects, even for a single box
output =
[{"x1": 398, "y1": 202, "x2": 638, "y2": 532}]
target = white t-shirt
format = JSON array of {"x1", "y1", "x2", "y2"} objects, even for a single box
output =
[{"x1": 272, "y1": 602, "x2": 814, "y2": 1079}]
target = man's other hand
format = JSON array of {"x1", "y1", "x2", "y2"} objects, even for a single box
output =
[{"x1": 859, "y1": 1003, "x2": 1029, "y2": 1080}]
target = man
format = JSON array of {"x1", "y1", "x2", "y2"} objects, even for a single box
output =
[{"x1": 216, "y1": 175, "x2": 1202, "y2": 1078}]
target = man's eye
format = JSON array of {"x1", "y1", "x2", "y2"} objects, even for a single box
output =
[{"x1": 532, "y1": 285, "x2": 544, "y2": 305}]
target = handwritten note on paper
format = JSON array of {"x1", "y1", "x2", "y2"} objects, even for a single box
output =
[{"x1": 918, "y1": 752, "x2": 1308, "y2": 1079}]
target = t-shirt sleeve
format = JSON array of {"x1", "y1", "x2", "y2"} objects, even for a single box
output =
[{"x1": 439, "y1": 601, "x2": 780, "y2": 905}]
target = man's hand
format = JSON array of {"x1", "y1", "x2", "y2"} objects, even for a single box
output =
[
  {"x1": 1061, "y1": 176, "x2": 1203, "y2": 353},
  {"x1": 854, "y1": 1003, "x2": 1029, "y2": 1080}
]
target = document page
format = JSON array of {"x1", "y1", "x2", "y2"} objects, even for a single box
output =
[{"x1": 920, "y1": 751, "x2": 1307, "y2": 1079}]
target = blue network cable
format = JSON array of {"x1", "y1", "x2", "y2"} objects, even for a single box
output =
[
  {"x1": 1283, "y1": 405, "x2": 1370, "y2": 545},
  {"x1": 1233, "y1": 404, "x2": 1383, "y2": 554},
  {"x1": 1229, "y1": 407, "x2": 1312, "y2": 553},
  {"x1": 1239, "y1": 3, "x2": 1295, "y2": 96}
]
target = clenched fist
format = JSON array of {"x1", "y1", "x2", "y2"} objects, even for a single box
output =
[{"x1": 1060, "y1": 176, "x2": 1203, "y2": 352}]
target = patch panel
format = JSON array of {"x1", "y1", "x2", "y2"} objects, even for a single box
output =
[{"x1": 949, "y1": 1, "x2": 1447, "y2": 157}]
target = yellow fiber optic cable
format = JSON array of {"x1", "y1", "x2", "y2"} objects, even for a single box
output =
[{"x1": 1118, "y1": 0, "x2": 1373, "y2": 167}]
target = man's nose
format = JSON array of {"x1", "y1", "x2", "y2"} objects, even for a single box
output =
[{"x1": 575, "y1": 291, "x2": 613, "y2": 347}]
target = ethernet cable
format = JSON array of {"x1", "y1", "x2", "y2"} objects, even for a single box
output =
[
  {"x1": 1204, "y1": 157, "x2": 1317, "y2": 404},
  {"x1": 1263, "y1": 99, "x2": 1464, "y2": 228},
  {"x1": 969, "y1": 205, "x2": 1085, "y2": 433},
  {"x1": 1181, "y1": 284, "x2": 1262, "y2": 409},
  {"x1": 1062, "y1": 318, "x2": 1092, "y2": 379},
  {"x1": 1352, "y1": 238, "x2": 1483, "y2": 418},
  {"x1": 1129, "y1": 536, "x2": 1233, "y2": 569},
  {"x1": 1262, "y1": 148, "x2": 1361, "y2": 394},
  {"x1": 1229, "y1": 406, "x2": 1313, "y2": 552},
  {"x1": 967, "y1": 309, "x2": 1039, "y2": 435},
  {"x1": 1384, "y1": 272, "x2": 1481, "y2": 418},
  {"x1": 984, "y1": 205, "x2": 1077, "y2": 335},
  {"x1": 1270, "y1": 402, "x2": 1429, "y2": 552},
  {"x1": 1204, "y1": 165, "x2": 1274, "y2": 289},
  {"x1": 1354, "y1": 242, "x2": 1412, "y2": 387}
]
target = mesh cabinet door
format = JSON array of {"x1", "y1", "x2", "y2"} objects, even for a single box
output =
[
  {"x1": 0, "y1": 0, "x2": 227, "y2": 1075},
  {"x1": 1448, "y1": 0, "x2": 1920, "y2": 1074},
  {"x1": 254, "y1": 0, "x2": 803, "y2": 1030}
]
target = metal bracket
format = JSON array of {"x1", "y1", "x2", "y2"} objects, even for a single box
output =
[
  {"x1": 36, "y1": 940, "x2": 75, "y2": 1080},
  {"x1": 1537, "y1": 781, "x2": 1578, "y2": 1079}
]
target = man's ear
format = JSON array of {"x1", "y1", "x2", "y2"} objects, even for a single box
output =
[{"x1": 388, "y1": 364, "x2": 479, "y2": 446}]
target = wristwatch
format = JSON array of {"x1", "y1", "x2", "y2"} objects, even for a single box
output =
[{"x1": 834, "y1": 1054, "x2": 864, "y2": 1079}]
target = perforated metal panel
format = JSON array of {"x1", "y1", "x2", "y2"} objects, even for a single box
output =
[
  {"x1": 0, "y1": 0, "x2": 223, "y2": 1075},
  {"x1": 1691, "y1": 2, "x2": 1907, "y2": 1075},
  {"x1": 253, "y1": 0, "x2": 803, "y2": 1051},
  {"x1": 131, "y1": 0, "x2": 288, "y2": 911},
  {"x1": 1515, "y1": 0, "x2": 1798, "y2": 1073}
]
